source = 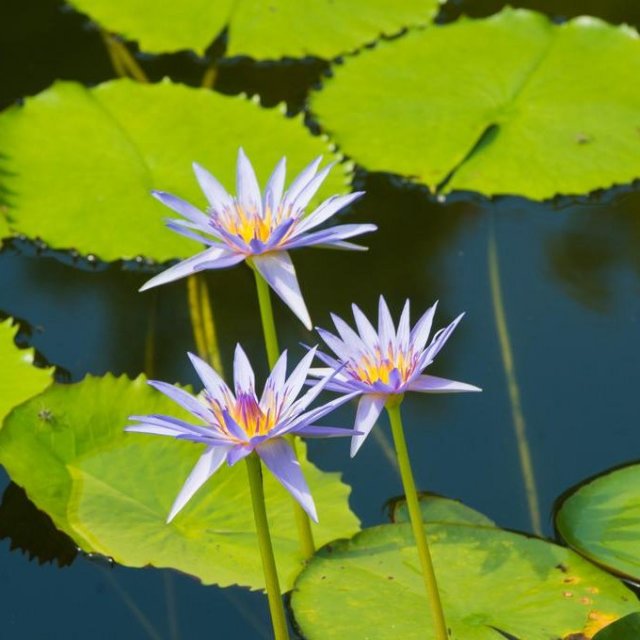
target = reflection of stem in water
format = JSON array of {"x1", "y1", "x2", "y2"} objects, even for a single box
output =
[
  {"x1": 201, "y1": 63, "x2": 217, "y2": 89},
  {"x1": 94, "y1": 565, "x2": 164, "y2": 640},
  {"x1": 101, "y1": 30, "x2": 149, "y2": 83},
  {"x1": 371, "y1": 426, "x2": 400, "y2": 478},
  {"x1": 186, "y1": 275, "x2": 225, "y2": 376},
  {"x1": 222, "y1": 590, "x2": 270, "y2": 640},
  {"x1": 144, "y1": 290, "x2": 157, "y2": 378},
  {"x1": 488, "y1": 218, "x2": 542, "y2": 536},
  {"x1": 163, "y1": 572, "x2": 181, "y2": 640}
]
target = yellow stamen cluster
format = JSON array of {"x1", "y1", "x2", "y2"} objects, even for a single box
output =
[
  {"x1": 209, "y1": 393, "x2": 277, "y2": 439},
  {"x1": 351, "y1": 347, "x2": 414, "y2": 385},
  {"x1": 217, "y1": 204, "x2": 296, "y2": 245}
]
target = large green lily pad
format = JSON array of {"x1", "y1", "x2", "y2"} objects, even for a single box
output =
[
  {"x1": 594, "y1": 613, "x2": 640, "y2": 639},
  {"x1": 0, "y1": 319, "x2": 53, "y2": 427},
  {"x1": 311, "y1": 8, "x2": 640, "y2": 200},
  {"x1": 0, "y1": 375, "x2": 360, "y2": 591},
  {"x1": 556, "y1": 463, "x2": 640, "y2": 582},
  {"x1": 291, "y1": 523, "x2": 639, "y2": 639},
  {"x1": 388, "y1": 493, "x2": 496, "y2": 528},
  {"x1": 68, "y1": 0, "x2": 441, "y2": 59},
  {"x1": 0, "y1": 79, "x2": 348, "y2": 262}
]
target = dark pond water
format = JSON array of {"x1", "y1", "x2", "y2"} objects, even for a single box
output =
[{"x1": 1, "y1": 0, "x2": 639, "y2": 637}]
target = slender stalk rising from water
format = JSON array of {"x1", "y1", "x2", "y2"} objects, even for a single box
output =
[
  {"x1": 252, "y1": 266, "x2": 316, "y2": 559},
  {"x1": 386, "y1": 400, "x2": 448, "y2": 640}
]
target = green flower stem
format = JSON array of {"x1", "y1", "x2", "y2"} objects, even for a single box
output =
[
  {"x1": 251, "y1": 265, "x2": 316, "y2": 559},
  {"x1": 386, "y1": 399, "x2": 448, "y2": 640},
  {"x1": 245, "y1": 453, "x2": 290, "y2": 640}
]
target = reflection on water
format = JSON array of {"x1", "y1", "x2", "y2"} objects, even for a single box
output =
[{"x1": 1, "y1": 0, "x2": 639, "y2": 637}]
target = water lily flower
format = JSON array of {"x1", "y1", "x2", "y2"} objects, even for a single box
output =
[
  {"x1": 310, "y1": 296, "x2": 481, "y2": 456},
  {"x1": 140, "y1": 149, "x2": 376, "y2": 329},
  {"x1": 126, "y1": 345, "x2": 358, "y2": 523}
]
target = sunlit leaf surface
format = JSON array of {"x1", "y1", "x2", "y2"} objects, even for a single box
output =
[
  {"x1": 311, "y1": 8, "x2": 640, "y2": 200},
  {"x1": 68, "y1": 0, "x2": 442, "y2": 58},
  {"x1": 389, "y1": 493, "x2": 496, "y2": 528},
  {"x1": 0, "y1": 375, "x2": 360, "y2": 590},
  {"x1": 0, "y1": 79, "x2": 348, "y2": 261},
  {"x1": 0, "y1": 319, "x2": 53, "y2": 427},
  {"x1": 556, "y1": 463, "x2": 640, "y2": 582},
  {"x1": 292, "y1": 523, "x2": 639, "y2": 639}
]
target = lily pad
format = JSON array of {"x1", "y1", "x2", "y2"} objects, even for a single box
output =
[
  {"x1": 0, "y1": 319, "x2": 53, "y2": 427},
  {"x1": 311, "y1": 8, "x2": 640, "y2": 200},
  {"x1": 0, "y1": 375, "x2": 360, "y2": 591},
  {"x1": 555, "y1": 463, "x2": 640, "y2": 582},
  {"x1": 67, "y1": 0, "x2": 442, "y2": 59},
  {"x1": 0, "y1": 79, "x2": 348, "y2": 262},
  {"x1": 291, "y1": 523, "x2": 639, "y2": 639},
  {"x1": 388, "y1": 492, "x2": 496, "y2": 528},
  {"x1": 594, "y1": 613, "x2": 640, "y2": 639}
]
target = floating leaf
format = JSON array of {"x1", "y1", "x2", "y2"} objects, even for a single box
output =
[
  {"x1": 311, "y1": 8, "x2": 640, "y2": 200},
  {"x1": 388, "y1": 492, "x2": 496, "y2": 528},
  {"x1": 291, "y1": 523, "x2": 639, "y2": 639},
  {"x1": 0, "y1": 79, "x2": 348, "y2": 262},
  {"x1": 0, "y1": 375, "x2": 360, "y2": 591},
  {"x1": 67, "y1": 0, "x2": 442, "y2": 59},
  {"x1": 593, "y1": 613, "x2": 640, "y2": 639},
  {"x1": 0, "y1": 482, "x2": 77, "y2": 567},
  {"x1": 556, "y1": 463, "x2": 640, "y2": 582},
  {"x1": 0, "y1": 319, "x2": 53, "y2": 427}
]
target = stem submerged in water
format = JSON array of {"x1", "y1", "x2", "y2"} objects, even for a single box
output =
[
  {"x1": 251, "y1": 265, "x2": 316, "y2": 559},
  {"x1": 386, "y1": 399, "x2": 448, "y2": 640},
  {"x1": 245, "y1": 453, "x2": 290, "y2": 640}
]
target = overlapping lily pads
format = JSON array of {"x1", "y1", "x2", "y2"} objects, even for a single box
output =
[
  {"x1": 68, "y1": 0, "x2": 442, "y2": 59},
  {"x1": 0, "y1": 374, "x2": 360, "y2": 590},
  {"x1": 0, "y1": 79, "x2": 349, "y2": 262},
  {"x1": 0, "y1": 319, "x2": 53, "y2": 427},
  {"x1": 311, "y1": 8, "x2": 640, "y2": 200},
  {"x1": 594, "y1": 613, "x2": 640, "y2": 639},
  {"x1": 388, "y1": 493, "x2": 496, "y2": 528},
  {"x1": 292, "y1": 522, "x2": 639, "y2": 639},
  {"x1": 556, "y1": 463, "x2": 640, "y2": 582}
]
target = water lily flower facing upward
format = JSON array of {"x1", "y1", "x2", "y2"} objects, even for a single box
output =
[
  {"x1": 127, "y1": 345, "x2": 357, "y2": 523},
  {"x1": 140, "y1": 149, "x2": 376, "y2": 329},
  {"x1": 311, "y1": 296, "x2": 481, "y2": 456}
]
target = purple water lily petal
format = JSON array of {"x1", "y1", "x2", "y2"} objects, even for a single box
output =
[
  {"x1": 127, "y1": 414, "x2": 215, "y2": 438},
  {"x1": 236, "y1": 148, "x2": 262, "y2": 215},
  {"x1": 287, "y1": 391, "x2": 359, "y2": 432},
  {"x1": 227, "y1": 444, "x2": 254, "y2": 466},
  {"x1": 222, "y1": 409, "x2": 249, "y2": 442},
  {"x1": 152, "y1": 191, "x2": 210, "y2": 227},
  {"x1": 290, "y1": 163, "x2": 334, "y2": 212},
  {"x1": 233, "y1": 344, "x2": 256, "y2": 398},
  {"x1": 377, "y1": 295, "x2": 396, "y2": 352},
  {"x1": 280, "y1": 347, "x2": 317, "y2": 414},
  {"x1": 187, "y1": 352, "x2": 234, "y2": 405},
  {"x1": 165, "y1": 219, "x2": 217, "y2": 246},
  {"x1": 282, "y1": 223, "x2": 377, "y2": 251},
  {"x1": 396, "y1": 300, "x2": 411, "y2": 353},
  {"x1": 295, "y1": 191, "x2": 365, "y2": 235},
  {"x1": 251, "y1": 251, "x2": 311, "y2": 330},
  {"x1": 147, "y1": 380, "x2": 210, "y2": 422},
  {"x1": 260, "y1": 350, "x2": 288, "y2": 410},
  {"x1": 410, "y1": 301, "x2": 438, "y2": 353},
  {"x1": 282, "y1": 156, "x2": 322, "y2": 210},
  {"x1": 419, "y1": 313, "x2": 464, "y2": 369},
  {"x1": 351, "y1": 303, "x2": 378, "y2": 345},
  {"x1": 264, "y1": 157, "x2": 286, "y2": 213},
  {"x1": 314, "y1": 241, "x2": 369, "y2": 251},
  {"x1": 139, "y1": 246, "x2": 241, "y2": 292},
  {"x1": 256, "y1": 439, "x2": 318, "y2": 522},
  {"x1": 407, "y1": 374, "x2": 481, "y2": 394},
  {"x1": 291, "y1": 425, "x2": 359, "y2": 438},
  {"x1": 167, "y1": 446, "x2": 229, "y2": 522},
  {"x1": 351, "y1": 395, "x2": 386, "y2": 457},
  {"x1": 193, "y1": 162, "x2": 233, "y2": 211}
]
